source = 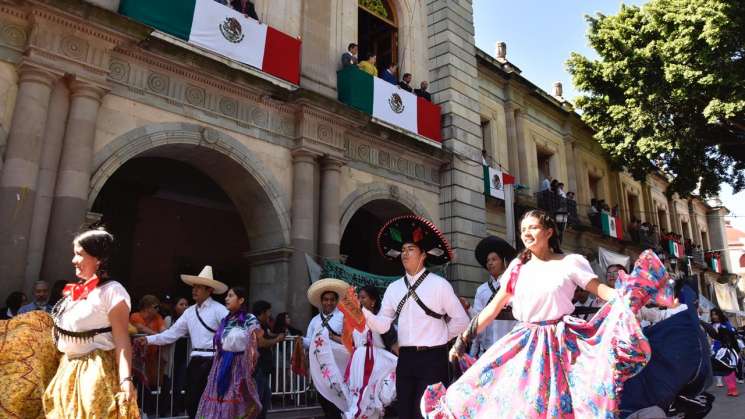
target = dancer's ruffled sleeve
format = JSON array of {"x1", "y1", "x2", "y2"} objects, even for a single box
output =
[
  {"x1": 616, "y1": 250, "x2": 675, "y2": 313},
  {"x1": 567, "y1": 254, "x2": 598, "y2": 289}
]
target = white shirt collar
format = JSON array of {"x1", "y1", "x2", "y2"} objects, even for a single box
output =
[
  {"x1": 405, "y1": 268, "x2": 426, "y2": 282},
  {"x1": 197, "y1": 296, "x2": 214, "y2": 309}
]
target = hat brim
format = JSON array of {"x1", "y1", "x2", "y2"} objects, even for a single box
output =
[
  {"x1": 377, "y1": 215, "x2": 454, "y2": 265},
  {"x1": 307, "y1": 278, "x2": 349, "y2": 309},
  {"x1": 475, "y1": 236, "x2": 517, "y2": 268},
  {"x1": 180, "y1": 275, "x2": 229, "y2": 295}
]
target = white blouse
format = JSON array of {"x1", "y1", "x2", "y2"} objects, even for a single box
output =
[
  {"x1": 55, "y1": 281, "x2": 131, "y2": 357},
  {"x1": 501, "y1": 254, "x2": 597, "y2": 323}
]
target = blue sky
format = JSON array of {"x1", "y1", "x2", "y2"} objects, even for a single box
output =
[{"x1": 472, "y1": 0, "x2": 745, "y2": 231}]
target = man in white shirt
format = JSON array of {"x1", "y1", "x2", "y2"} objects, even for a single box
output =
[
  {"x1": 362, "y1": 215, "x2": 468, "y2": 419},
  {"x1": 135, "y1": 266, "x2": 228, "y2": 418},
  {"x1": 304, "y1": 278, "x2": 348, "y2": 419},
  {"x1": 469, "y1": 236, "x2": 517, "y2": 357},
  {"x1": 573, "y1": 286, "x2": 602, "y2": 321}
]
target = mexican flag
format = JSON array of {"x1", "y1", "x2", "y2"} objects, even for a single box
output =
[
  {"x1": 667, "y1": 240, "x2": 685, "y2": 258},
  {"x1": 710, "y1": 257, "x2": 721, "y2": 273},
  {"x1": 338, "y1": 67, "x2": 442, "y2": 142},
  {"x1": 601, "y1": 212, "x2": 623, "y2": 239},
  {"x1": 483, "y1": 165, "x2": 516, "y2": 199},
  {"x1": 119, "y1": 0, "x2": 301, "y2": 84}
]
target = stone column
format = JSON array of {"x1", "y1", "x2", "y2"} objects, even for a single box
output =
[
  {"x1": 288, "y1": 148, "x2": 320, "y2": 327},
  {"x1": 0, "y1": 64, "x2": 57, "y2": 293},
  {"x1": 25, "y1": 80, "x2": 70, "y2": 286},
  {"x1": 318, "y1": 156, "x2": 344, "y2": 260},
  {"x1": 707, "y1": 207, "x2": 732, "y2": 272},
  {"x1": 514, "y1": 110, "x2": 533, "y2": 190},
  {"x1": 42, "y1": 81, "x2": 106, "y2": 283},
  {"x1": 503, "y1": 103, "x2": 521, "y2": 183},
  {"x1": 428, "y1": 0, "x2": 486, "y2": 299}
]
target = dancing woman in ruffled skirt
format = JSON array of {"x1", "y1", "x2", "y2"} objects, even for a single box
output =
[{"x1": 422, "y1": 210, "x2": 674, "y2": 418}]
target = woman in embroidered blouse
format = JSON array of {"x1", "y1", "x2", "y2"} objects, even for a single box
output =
[
  {"x1": 421, "y1": 209, "x2": 675, "y2": 418},
  {"x1": 43, "y1": 228, "x2": 139, "y2": 418},
  {"x1": 196, "y1": 286, "x2": 263, "y2": 419}
]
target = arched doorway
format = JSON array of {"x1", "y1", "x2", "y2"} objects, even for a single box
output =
[
  {"x1": 88, "y1": 124, "x2": 291, "y2": 310},
  {"x1": 340, "y1": 199, "x2": 412, "y2": 276},
  {"x1": 358, "y1": 0, "x2": 398, "y2": 71},
  {"x1": 92, "y1": 157, "x2": 250, "y2": 300}
]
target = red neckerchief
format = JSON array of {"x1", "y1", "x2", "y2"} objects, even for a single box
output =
[{"x1": 63, "y1": 275, "x2": 100, "y2": 301}]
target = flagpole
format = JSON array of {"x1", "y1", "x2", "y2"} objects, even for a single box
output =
[{"x1": 505, "y1": 183, "x2": 516, "y2": 248}]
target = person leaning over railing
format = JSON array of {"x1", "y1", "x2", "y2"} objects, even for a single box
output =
[{"x1": 358, "y1": 53, "x2": 378, "y2": 77}]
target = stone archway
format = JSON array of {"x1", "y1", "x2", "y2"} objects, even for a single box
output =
[
  {"x1": 89, "y1": 122, "x2": 292, "y2": 309},
  {"x1": 340, "y1": 182, "x2": 432, "y2": 276}
]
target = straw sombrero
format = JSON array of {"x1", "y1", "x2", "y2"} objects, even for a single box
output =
[
  {"x1": 377, "y1": 215, "x2": 454, "y2": 265},
  {"x1": 180, "y1": 265, "x2": 228, "y2": 295},
  {"x1": 307, "y1": 278, "x2": 350, "y2": 309},
  {"x1": 474, "y1": 236, "x2": 517, "y2": 268}
]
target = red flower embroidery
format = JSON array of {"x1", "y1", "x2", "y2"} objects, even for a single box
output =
[{"x1": 314, "y1": 336, "x2": 325, "y2": 347}]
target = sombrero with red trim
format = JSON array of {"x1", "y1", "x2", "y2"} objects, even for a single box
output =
[{"x1": 377, "y1": 215, "x2": 454, "y2": 265}]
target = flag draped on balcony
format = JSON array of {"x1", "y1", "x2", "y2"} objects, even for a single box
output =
[
  {"x1": 338, "y1": 67, "x2": 442, "y2": 143},
  {"x1": 119, "y1": 0, "x2": 301, "y2": 84},
  {"x1": 482, "y1": 165, "x2": 516, "y2": 199},
  {"x1": 600, "y1": 212, "x2": 623, "y2": 239},
  {"x1": 710, "y1": 256, "x2": 721, "y2": 273},
  {"x1": 667, "y1": 240, "x2": 685, "y2": 258}
]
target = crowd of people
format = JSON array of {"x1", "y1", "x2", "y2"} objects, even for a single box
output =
[
  {"x1": 1, "y1": 209, "x2": 743, "y2": 418},
  {"x1": 342, "y1": 42, "x2": 433, "y2": 102}
]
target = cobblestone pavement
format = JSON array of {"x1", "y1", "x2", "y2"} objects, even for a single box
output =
[{"x1": 708, "y1": 380, "x2": 745, "y2": 418}]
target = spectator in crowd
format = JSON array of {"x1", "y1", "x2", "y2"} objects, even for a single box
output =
[
  {"x1": 272, "y1": 312, "x2": 302, "y2": 336},
  {"x1": 358, "y1": 53, "x2": 378, "y2": 77},
  {"x1": 606, "y1": 264, "x2": 627, "y2": 289},
  {"x1": 629, "y1": 217, "x2": 640, "y2": 243},
  {"x1": 231, "y1": 0, "x2": 259, "y2": 21},
  {"x1": 341, "y1": 43, "x2": 358, "y2": 68},
  {"x1": 196, "y1": 286, "x2": 263, "y2": 418},
  {"x1": 414, "y1": 80, "x2": 432, "y2": 101},
  {"x1": 253, "y1": 300, "x2": 286, "y2": 419},
  {"x1": 550, "y1": 179, "x2": 559, "y2": 194},
  {"x1": 0, "y1": 291, "x2": 26, "y2": 319},
  {"x1": 165, "y1": 296, "x2": 190, "y2": 416},
  {"x1": 48, "y1": 280, "x2": 68, "y2": 307},
  {"x1": 588, "y1": 198, "x2": 601, "y2": 228},
  {"x1": 131, "y1": 294, "x2": 166, "y2": 412},
  {"x1": 573, "y1": 286, "x2": 601, "y2": 321},
  {"x1": 566, "y1": 191, "x2": 575, "y2": 201},
  {"x1": 381, "y1": 62, "x2": 397, "y2": 85},
  {"x1": 557, "y1": 182, "x2": 566, "y2": 197},
  {"x1": 611, "y1": 204, "x2": 619, "y2": 217},
  {"x1": 398, "y1": 72, "x2": 413, "y2": 92},
  {"x1": 540, "y1": 177, "x2": 551, "y2": 192},
  {"x1": 18, "y1": 280, "x2": 52, "y2": 314}
]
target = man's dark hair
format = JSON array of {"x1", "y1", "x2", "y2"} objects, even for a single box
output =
[
  {"x1": 606, "y1": 264, "x2": 626, "y2": 273},
  {"x1": 348, "y1": 42, "x2": 357, "y2": 51},
  {"x1": 403, "y1": 72, "x2": 412, "y2": 79},
  {"x1": 321, "y1": 290, "x2": 339, "y2": 301},
  {"x1": 252, "y1": 300, "x2": 271, "y2": 316}
]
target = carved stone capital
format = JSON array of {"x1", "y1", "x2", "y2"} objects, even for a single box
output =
[
  {"x1": 17, "y1": 62, "x2": 59, "y2": 87},
  {"x1": 242, "y1": 247, "x2": 293, "y2": 267},
  {"x1": 321, "y1": 155, "x2": 346, "y2": 172},
  {"x1": 69, "y1": 79, "x2": 108, "y2": 102},
  {"x1": 291, "y1": 147, "x2": 322, "y2": 164}
]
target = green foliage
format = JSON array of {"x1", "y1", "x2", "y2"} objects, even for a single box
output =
[
  {"x1": 567, "y1": 0, "x2": 745, "y2": 197},
  {"x1": 359, "y1": 0, "x2": 390, "y2": 20}
]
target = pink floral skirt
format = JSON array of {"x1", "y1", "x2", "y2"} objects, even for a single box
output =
[{"x1": 422, "y1": 250, "x2": 674, "y2": 418}]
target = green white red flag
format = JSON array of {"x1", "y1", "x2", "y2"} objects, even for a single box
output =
[{"x1": 601, "y1": 212, "x2": 623, "y2": 240}]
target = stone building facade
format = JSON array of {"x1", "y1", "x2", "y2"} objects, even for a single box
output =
[{"x1": 0, "y1": 0, "x2": 736, "y2": 323}]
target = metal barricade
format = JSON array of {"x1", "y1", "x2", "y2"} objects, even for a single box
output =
[
  {"x1": 269, "y1": 336, "x2": 318, "y2": 410},
  {"x1": 130, "y1": 334, "x2": 318, "y2": 418}
]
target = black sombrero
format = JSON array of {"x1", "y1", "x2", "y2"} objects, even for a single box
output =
[
  {"x1": 474, "y1": 236, "x2": 517, "y2": 268},
  {"x1": 377, "y1": 215, "x2": 454, "y2": 265}
]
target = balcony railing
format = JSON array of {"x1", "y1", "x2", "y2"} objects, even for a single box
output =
[
  {"x1": 337, "y1": 66, "x2": 442, "y2": 146},
  {"x1": 119, "y1": 0, "x2": 301, "y2": 85},
  {"x1": 535, "y1": 190, "x2": 579, "y2": 225}
]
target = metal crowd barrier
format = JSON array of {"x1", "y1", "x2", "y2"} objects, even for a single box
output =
[{"x1": 130, "y1": 334, "x2": 317, "y2": 418}]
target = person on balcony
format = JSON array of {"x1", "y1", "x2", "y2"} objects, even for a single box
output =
[
  {"x1": 134, "y1": 266, "x2": 229, "y2": 418},
  {"x1": 539, "y1": 177, "x2": 551, "y2": 192},
  {"x1": 566, "y1": 191, "x2": 575, "y2": 201},
  {"x1": 381, "y1": 62, "x2": 398, "y2": 85},
  {"x1": 196, "y1": 286, "x2": 263, "y2": 418},
  {"x1": 557, "y1": 182, "x2": 566, "y2": 198},
  {"x1": 398, "y1": 73, "x2": 413, "y2": 92},
  {"x1": 358, "y1": 53, "x2": 378, "y2": 77},
  {"x1": 414, "y1": 81, "x2": 432, "y2": 102},
  {"x1": 230, "y1": 0, "x2": 259, "y2": 21},
  {"x1": 341, "y1": 43, "x2": 358, "y2": 68}
]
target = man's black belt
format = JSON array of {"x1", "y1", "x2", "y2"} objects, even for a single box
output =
[
  {"x1": 192, "y1": 347, "x2": 216, "y2": 352},
  {"x1": 399, "y1": 343, "x2": 448, "y2": 352}
]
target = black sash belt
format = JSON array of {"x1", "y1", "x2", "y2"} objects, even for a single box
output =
[{"x1": 396, "y1": 271, "x2": 449, "y2": 322}]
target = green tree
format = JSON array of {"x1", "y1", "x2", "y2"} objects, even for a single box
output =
[{"x1": 567, "y1": 0, "x2": 745, "y2": 197}]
